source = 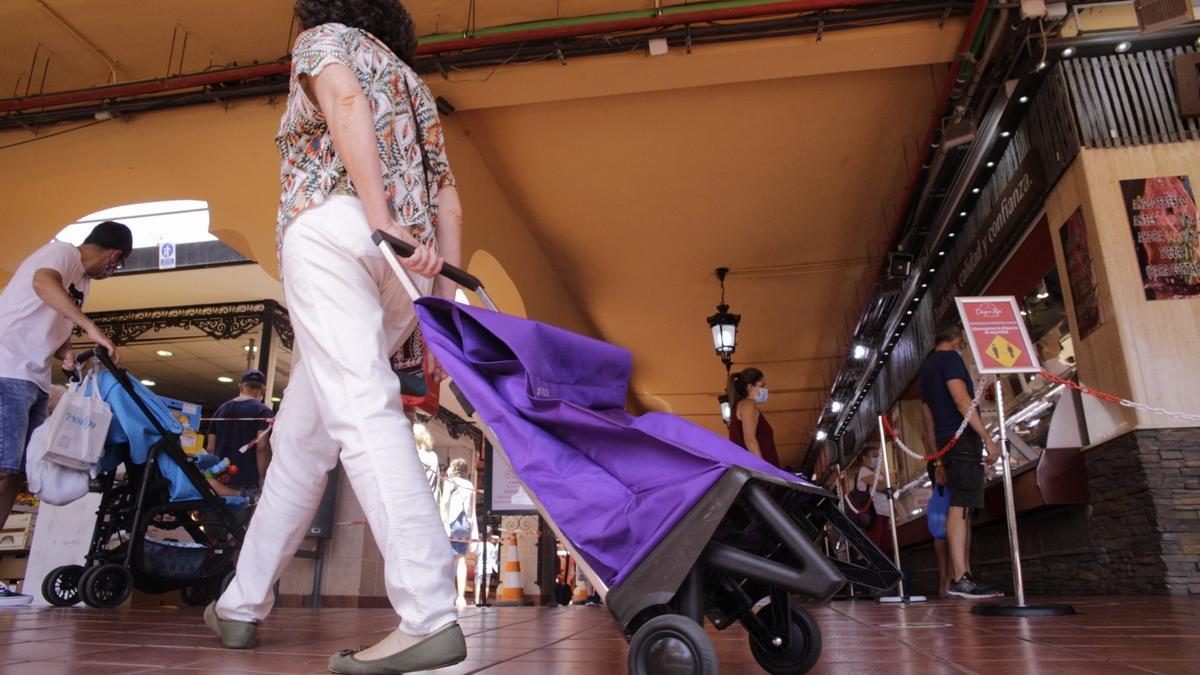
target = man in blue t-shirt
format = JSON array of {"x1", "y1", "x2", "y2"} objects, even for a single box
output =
[
  {"x1": 920, "y1": 324, "x2": 1001, "y2": 600},
  {"x1": 206, "y1": 370, "x2": 274, "y2": 491}
]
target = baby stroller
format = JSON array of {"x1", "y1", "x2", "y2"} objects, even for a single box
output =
[
  {"x1": 40, "y1": 348, "x2": 248, "y2": 609},
  {"x1": 374, "y1": 232, "x2": 900, "y2": 675}
]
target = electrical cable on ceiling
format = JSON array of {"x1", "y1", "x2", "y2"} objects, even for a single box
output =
[{"x1": 0, "y1": 118, "x2": 108, "y2": 151}]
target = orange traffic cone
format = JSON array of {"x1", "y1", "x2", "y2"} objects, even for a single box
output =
[
  {"x1": 494, "y1": 533, "x2": 533, "y2": 606},
  {"x1": 572, "y1": 571, "x2": 591, "y2": 605}
]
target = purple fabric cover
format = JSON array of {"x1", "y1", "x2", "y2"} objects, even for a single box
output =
[{"x1": 415, "y1": 297, "x2": 810, "y2": 587}]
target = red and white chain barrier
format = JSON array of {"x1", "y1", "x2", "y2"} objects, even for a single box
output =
[
  {"x1": 879, "y1": 371, "x2": 1200, "y2": 462},
  {"x1": 1038, "y1": 370, "x2": 1200, "y2": 424},
  {"x1": 881, "y1": 378, "x2": 988, "y2": 463}
]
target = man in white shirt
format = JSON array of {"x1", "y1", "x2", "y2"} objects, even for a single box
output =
[{"x1": 0, "y1": 221, "x2": 130, "y2": 605}]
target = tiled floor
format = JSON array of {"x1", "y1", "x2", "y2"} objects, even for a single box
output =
[{"x1": 1, "y1": 596, "x2": 1198, "y2": 674}]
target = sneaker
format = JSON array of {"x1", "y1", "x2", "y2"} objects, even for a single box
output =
[
  {"x1": 972, "y1": 579, "x2": 1005, "y2": 598},
  {"x1": 0, "y1": 586, "x2": 33, "y2": 607},
  {"x1": 947, "y1": 574, "x2": 1003, "y2": 599}
]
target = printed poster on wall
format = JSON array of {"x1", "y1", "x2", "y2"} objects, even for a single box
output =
[
  {"x1": 1058, "y1": 208, "x2": 1104, "y2": 339},
  {"x1": 1120, "y1": 176, "x2": 1200, "y2": 300}
]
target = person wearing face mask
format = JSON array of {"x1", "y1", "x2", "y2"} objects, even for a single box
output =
[
  {"x1": 0, "y1": 220, "x2": 130, "y2": 606},
  {"x1": 726, "y1": 367, "x2": 780, "y2": 468},
  {"x1": 855, "y1": 446, "x2": 892, "y2": 556}
]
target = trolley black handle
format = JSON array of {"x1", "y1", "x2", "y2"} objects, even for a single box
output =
[
  {"x1": 370, "y1": 230, "x2": 483, "y2": 292},
  {"x1": 61, "y1": 347, "x2": 99, "y2": 382}
]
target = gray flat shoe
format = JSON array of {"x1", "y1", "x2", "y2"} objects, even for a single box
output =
[
  {"x1": 328, "y1": 623, "x2": 467, "y2": 674},
  {"x1": 204, "y1": 601, "x2": 258, "y2": 649}
]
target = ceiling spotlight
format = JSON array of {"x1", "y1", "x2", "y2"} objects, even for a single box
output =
[
  {"x1": 271, "y1": 396, "x2": 282, "y2": 403},
  {"x1": 986, "y1": 161, "x2": 996, "y2": 168},
  {"x1": 1036, "y1": 282, "x2": 1051, "y2": 300},
  {"x1": 1060, "y1": 47, "x2": 1076, "y2": 58},
  {"x1": 972, "y1": 187, "x2": 981, "y2": 194},
  {"x1": 938, "y1": 250, "x2": 946, "y2": 256},
  {"x1": 140, "y1": 379, "x2": 156, "y2": 387},
  {"x1": 921, "y1": 283, "x2": 928, "y2": 288},
  {"x1": 1000, "y1": 131, "x2": 1011, "y2": 138},
  {"x1": 831, "y1": 401, "x2": 844, "y2": 413},
  {"x1": 907, "y1": 310, "x2": 913, "y2": 315},
  {"x1": 948, "y1": 232, "x2": 956, "y2": 238},
  {"x1": 1115, "y1": 41, "x2": 1132, "y2": 54},
  {"x1": 853, "y1": 344, "x2": 869, "y2": 360},
  {"x1": 959, "y1": 211, "x2": 968, "y2": 217},
  {"x1": 217, "y1": 376, "x2": 234, "y2": 383},
  {"x1": 1018, "y1": 95, "x2": 1030, "y2": 104},
  {"x1": 928, "y1": 267, "x2": 935, "y2": 273},
  {"x1": 1037, "y1": 61, "x2": 1048, "y2": 71},
  {"x1": 155, "y1": 350, "x2": 174, "y2": 358},
  {"x1": 815, "y1": 430, "x2": 828, "y2": 441},
  {"x1": 1020, "y1": 310, "x2": 1028, "y2": 316}
]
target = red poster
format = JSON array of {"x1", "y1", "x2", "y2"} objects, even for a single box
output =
[
  {"x1": 955, "y1": 296, "x2": 1042, "y2": 374},
  {"x1": 1120, "y1": 176, "x2": 1200, "y2": 300}
]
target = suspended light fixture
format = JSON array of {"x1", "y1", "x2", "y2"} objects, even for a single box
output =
[
  {"x1": 718, "y1": 395, "x2": 731, "y2": 424},
  {"x1": 706, "y1": 267, "x2": 741, "y2": 370},
  {"x1": 815, "y1": 429, "x2": 828, "y2": 442}
]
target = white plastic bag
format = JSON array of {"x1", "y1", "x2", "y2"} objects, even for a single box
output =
[
  {"x1": 43, "y1": 372, "x2": 111, "y2": 470},
  {"x1": 26, "y1": 423, "x2": 91, "y2": 506}
]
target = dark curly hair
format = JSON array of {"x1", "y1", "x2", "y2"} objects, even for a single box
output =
[{"x1": 294, "y1": 0, "x2": 418, "y2": 66}]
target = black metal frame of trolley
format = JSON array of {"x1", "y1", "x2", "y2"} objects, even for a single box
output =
[
  {"x1": 373, "y1": 230, "x2": 900, "y2": 675},
  {"x1": 40, "y1": 347, "x2": 248, "y2": 610}
]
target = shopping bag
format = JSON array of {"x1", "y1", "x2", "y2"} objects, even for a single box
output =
[
  {"x1": 396, "y1": 338, "x2": 440, "y2": 415},
  {"x1": 44, "y1": 372, "x2": 112, "y2": 470},
  {"x1": 26, "y1": 423, "x2": 90, "y2": 506},
  {"x1": 926, "y1": 484, "x2": 951, "y2": 541}
]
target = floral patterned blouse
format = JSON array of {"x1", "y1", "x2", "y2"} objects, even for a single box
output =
[{"x1": 275, "y1": 23, "x2": 456, "y2": 263}]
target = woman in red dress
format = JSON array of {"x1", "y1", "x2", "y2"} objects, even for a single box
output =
[{"x1": 727, "y1": 367, "x2": 781, "y2": 468}]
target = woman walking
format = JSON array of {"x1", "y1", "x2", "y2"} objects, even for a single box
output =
[{"x1": 205, "y1": 2, "x2": 467, "y2": 673}]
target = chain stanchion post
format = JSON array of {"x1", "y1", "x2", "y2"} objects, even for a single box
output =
[
  {"x1": 877, "y1": 415, "x2": 926, "y2": 604},
  {"x1": 997, "y1": 378, "x2": 1025, "y2": 606},
  {"x1": 973, "y1": 377, "x2": 1074, "y2": 617}
]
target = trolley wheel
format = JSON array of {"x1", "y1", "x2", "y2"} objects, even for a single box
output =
[
  {"x1": 180, "y1": 584, "x2": 212, "y2": 607},
  {"x1": 80, "y1": 564, "x2": 133, "y2": 609},
  {"x1": 41, "y1": 564, "x2": 85, "y2": 607},
  {"x1": 748, "y1": 604, "x2": 822, "y2": 674},
  {"x1": 209, "y1": 569, "x2": 236, "y2": 599},
  {"x1": 628, "y1": 614, "x2": 718, "y2": 675}
]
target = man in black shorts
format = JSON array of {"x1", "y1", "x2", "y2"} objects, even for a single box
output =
[{"x1": 920, "y1": 324, "x2": 1002, "y2": 599}]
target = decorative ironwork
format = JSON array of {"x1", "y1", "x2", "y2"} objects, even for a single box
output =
[
  {"x1": 269, "y1": 301, "x2": 294, "y2": 350},
  {"x1": 436, "y1": 406, "x2": 484, "y2": 448},
  {"x1": 79, "y1": 300, "x2": 293, "y2": 349}
]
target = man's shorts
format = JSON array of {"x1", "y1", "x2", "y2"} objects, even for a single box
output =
[
  {"x1": 0, "y1": 377, "x2": 49, "y2": 475},
  {"x1": 929, "y1": 433, "x2": 985, "y2": 510}
]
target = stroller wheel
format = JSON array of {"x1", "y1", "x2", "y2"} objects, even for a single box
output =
[
  {"x1": 42, "y1": 565, "x2": 86, "y2": 607},
  {"x1": 748, "y1": 604, "x2": 822, "y2": 674},
  {"x1": 628, "y1": 614, "x2": 718, "y2": 675},
  {"x1": 80, "y1": 564, "x2": 134, "y2": 609},
  {"x1": 180, "y1": 585, "x2": 212, "y2": 607}
]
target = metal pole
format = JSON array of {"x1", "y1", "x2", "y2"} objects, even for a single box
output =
[
  {"x1": 876, "y1": 415, "x2": 906, "y2": 598},
  {"x1": 995, "y1": 378, "x2": 1026, "y2": 607}
]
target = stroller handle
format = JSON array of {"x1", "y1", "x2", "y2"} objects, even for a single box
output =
[
  {"x1": 61, "y1": 347, "x2": 103, "y2": 382},
  {"x1": 370, "y1": 230, "x2": 483, "y2": 292}
]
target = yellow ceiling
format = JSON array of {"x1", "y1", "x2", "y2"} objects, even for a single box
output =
[
  {"x1": 0, "y1": 2, "x2": 966, "y2": 466},
  {"x1": 0, "y1": 0, "x2": 663, "y2": 95}
]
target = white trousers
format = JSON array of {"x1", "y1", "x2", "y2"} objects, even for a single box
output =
[{"x1": 217, "y1": 195, "x2": 456, "y2": 636}]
